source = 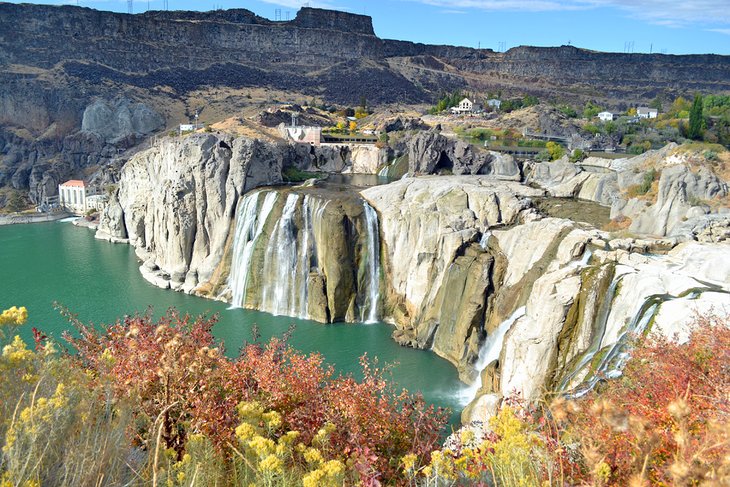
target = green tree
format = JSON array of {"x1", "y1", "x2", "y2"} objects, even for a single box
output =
[
  {"x1": 649, "y1": 96, "x2": 663, "y2": 111},
  {"x1": 688, "y1": 94, "x2": 704, "y2": 140},
  {"x1": 583, "y1": 102, "x2": 601, "y2": 119},
  {"x1": 669, "y1": 96, "x2": 691, "y2": 118},
  {"x1": 546, "y1": 141, "x2": 565, "y2": 160}
]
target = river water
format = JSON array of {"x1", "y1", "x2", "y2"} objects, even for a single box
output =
[{"x1": 0, "y1": 221, "x2": 464, "y2": 424}]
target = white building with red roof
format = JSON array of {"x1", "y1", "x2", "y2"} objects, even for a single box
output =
[{"x1": 58, "y1": 179, "x2": 88, "y2": 214}]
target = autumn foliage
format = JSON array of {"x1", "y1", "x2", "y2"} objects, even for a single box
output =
[
  {"x1": 2, "y1": 306, "x2": 728, "y2": 486},
  {"x1": 559, "y1": 313, "x2": 730, "y2": 485},
  {"x1": 61, "y1": 308, "x2": 447, "y2": 484}
]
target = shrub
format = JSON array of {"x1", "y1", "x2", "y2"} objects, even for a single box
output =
[
  {"x1": 546, "y1": 141, "x2": 565, "y2": 161},
  {"x1": 59, "y1": 308, "x2": 448, "y2": 483},
  {"x1": 569, "y1": 149, "x2": 587, "y2": 163},
  {"x1": 560, "y1": 314, "x2": 730, "y2": 485}
]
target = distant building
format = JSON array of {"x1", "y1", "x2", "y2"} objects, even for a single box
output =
[
  {"x1": 58, "y1": 180, "x2": 88, "y2": 214},
  {"x1": 280, "y1": 124, "x2": 322, "y2": 146},
  {"x1": 637, "y1": 107, "x2": 658, "y2": 119},
  {"x1": 179, "y1": 123, "x2": 203, "y2": 134},
  {"x1": 598, "y1": 111, "x2": 615, "y2": 122},
  {"x1": 451, "y1": 98, "x2": 482, "y2": 114},
  {"x1": 487, "y1": 99, "x2": 502, "y2": 110}
]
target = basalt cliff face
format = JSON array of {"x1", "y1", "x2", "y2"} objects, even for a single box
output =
[{"x1": 2, "y1": 2, "x2": 730, "y2": 204}]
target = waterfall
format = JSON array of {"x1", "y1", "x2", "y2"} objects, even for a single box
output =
[
  {"x1": 479, "y1": 231, "x2": 492, "y2": 250},
  {"x1": 362, "y1": 202, "x2": 381, "y2": 323},
  {"x1": 458, "y1": 307, "x2": 526, "y2": 405},
  {"x1": 227, "y1": 187, "x2": 382, "y2": 323},
  {"x1": 295, "y1": 195, "x2": 313, "y2": 319},
  {"x1": 260, "y1": 193, "x2": 300, "y2": 316},
  {"x1": 565, "y1": 297, "x2": 662, "y2": 398},
  {"x1": 228, "y1": 191, "x2": 278, "y2": 307},
  {"x1": 378, "y1": 158, "x2": 396, "y2": 177}
]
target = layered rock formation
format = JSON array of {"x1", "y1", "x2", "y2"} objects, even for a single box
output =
[
  {"x1": 97, "y1": 133, "x2": 286, "y2": 291},
  {"x1": 362, "y1": 177, "x2": 540, "y2": 378},
  {"x1": 406, "y1": 130, "x2": 521, "y2": 179},
  {"x1": 527, "y1": 145, "x2": 729, "y2": 237}
]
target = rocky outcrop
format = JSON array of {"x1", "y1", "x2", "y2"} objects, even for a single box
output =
[
  {"x1": 526, "y1": 145, "x2": 729, "y2": 237},
  {"x1": 81, "y1": 98, "x2": 163, "y2": 144},
  {"x1": 296, "y1": 144, "x2": 391, "y2": 174},
  {"x1": 362, "y1": 176, "x2": 543, "y2": 379},
  {"x1": 96, "y1": 133, "x2": 286, "y2": 291},
  {"x1": 407, "y1": 130, "x2": 521, "y2": 179}
]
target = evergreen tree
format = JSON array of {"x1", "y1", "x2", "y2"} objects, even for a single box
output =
[{"x1": 688, "y1": 94, "x2": 704, "y2": 140}]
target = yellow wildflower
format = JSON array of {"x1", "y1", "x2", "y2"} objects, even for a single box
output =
[
  {"x1": 0, "y1": 306, "x2": 28, "y2": 325},
  {"x1": 2, "y1": 336, "x2": 34, "y2": 365},
  {"x1": 401, "y1": 453, "x2": 418, "y2": 472},
  {"x1": 247, "y1": 435, "x2": 275, "y2": 458},
  {"x1": 302, "y1": 469, "x2": 325, "y2": 487},
  {"x1": 278, "y1": 430, "x2": 300, "y2": 445},
  {"x1": 235, "y1": 422, "x2": 257, "y2": 441},
  {"x1": 262, "y1": 410, "x2": 282, "y2": 430},
  {"x1": 258, "y1": 454, "x2": 283, "y2": 474},
  {"x1": 322, "y1": 459, "x2": 344, "y2": 478},
  {"x1": 303, "y1": 447, "x2": 323, "y2": 465},
  {"x1": 460, "y1": 429, "x2": 475, "y2": 445}
]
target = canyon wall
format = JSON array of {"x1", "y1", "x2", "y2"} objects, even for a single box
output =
[{"x1": 99, "y1": 134, "x2": 730, "y2": 426}]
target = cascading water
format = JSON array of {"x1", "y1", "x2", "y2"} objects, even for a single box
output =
[
  {"x1": 260, "y1": 193, "x2": 301, "y2": 316},
  {"x1": 458, "y1": 306, "x2": 526, "y2": 405},
  {"x1": 362, "y1": 202, "x2": 381, "y2": 323},
  {"x1": 228, "y1": 191, "x2": 278, "y2": 307},
  {"x1": 226, "y1": 186, "x2": 381, "y2": 323}
]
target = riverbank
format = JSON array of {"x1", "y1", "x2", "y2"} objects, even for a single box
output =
[{"x1": 0, "y1": 211, "x2": 70, "y2": 225}]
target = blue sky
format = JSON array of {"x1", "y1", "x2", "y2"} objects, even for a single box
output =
[{"x1": 8, "y1": 0, "x2": 730, "y2": 54}]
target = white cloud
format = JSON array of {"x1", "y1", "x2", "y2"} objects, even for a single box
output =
[
  {"x1": 708, "y1": 28, "x2": 730, "y2": 35},
  {"x1": 408, "y1": 0, "x2": 730, "y2": 27}
]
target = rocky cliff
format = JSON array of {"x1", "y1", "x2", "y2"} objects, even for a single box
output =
[
  {"x1": 98, "y1": 133, "x2": 730, "y2": 426},
  {"x1": 97, "y1": 133, "x2": 286, "y2": 291},
  {"x1": 526, "y1": 144, "x2": 729, "y2": 237},
  {"x1": 2, "y1": 2, "x2": 730, "y2": 205}
]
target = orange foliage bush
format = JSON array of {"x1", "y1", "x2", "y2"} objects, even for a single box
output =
[
  {"x1": 557, "y1": 314, "x2": 730, "y2": 485},
  {"x1": 63, "y1": 308, "x2": 447, "y2": 484}
]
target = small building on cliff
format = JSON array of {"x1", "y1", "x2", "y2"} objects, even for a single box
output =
[
  {"x1": 451, "y1": 98, "x2": 482, "y2": 114},
  {"x1": 598, "y1": 111, "x2": 615, "y2": 121},
  {"x1": 637, "y1": 107, "x2": 659, "y2": 119},
  {"x1": 278, "y1": 113, "x2": 322, "y2": 146}
]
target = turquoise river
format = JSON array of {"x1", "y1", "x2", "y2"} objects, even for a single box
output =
[{"x1": 0, "y1": 221, "x2": 466, "y2": 424}]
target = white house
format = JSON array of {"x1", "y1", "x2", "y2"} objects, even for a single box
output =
[
  {"x1": 637, "y1": 107, "x2": 658, "y2": 119},
  {"x1": 451, "y1": 98, "x2": 481, "y2": 114},
  {"x1": 58, "y1": 180, "x2": 88, "y2": 215},
  {"x1": 598, "y1": 111, "x2": 614, "y2": 122},
  {"x1": 487, "y1": 99, "x2": 502, "y2": 110}
]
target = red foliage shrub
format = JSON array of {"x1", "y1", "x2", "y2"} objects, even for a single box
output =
[
  {"x1": 560, "y1": 313, "x2": 730, "y2": 485},
  {"x1": 62, "y1": 308, "x2": 447, "y2": 481}
]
